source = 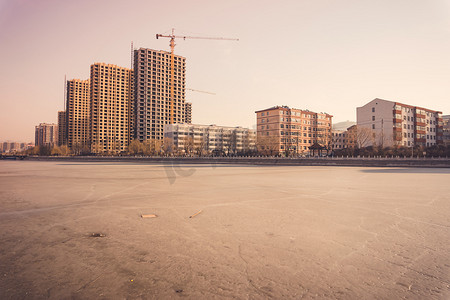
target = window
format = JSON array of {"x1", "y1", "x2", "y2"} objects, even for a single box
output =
[
  {"x1": 372, "y1": 107, "x2": 375, "y2": 112},
  {"x1": 372, "y1": 116, "x2": 375, "y2": 121},
  {"x1": 372, "y1": 124, "x2": 375, "y2": 129}
]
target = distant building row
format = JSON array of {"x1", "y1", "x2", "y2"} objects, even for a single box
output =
[
  {"x1": 256, "y1": 98, "x2": 449, "y2": 156},
  {"x1": 332, "y1": 98, "x2": 448, "y2": 151},
  {"x1": 1, "y1": 141, "x2": 33, "y2": 153}
]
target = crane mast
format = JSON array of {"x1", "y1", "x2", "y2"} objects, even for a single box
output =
[{"x1": 156, "y1": 29, "x2": 238, "y2": 124}]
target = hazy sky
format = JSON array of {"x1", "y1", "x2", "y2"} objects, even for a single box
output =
[{"x1": 1, "y1": 0, "x2": 450, "y2": 141}]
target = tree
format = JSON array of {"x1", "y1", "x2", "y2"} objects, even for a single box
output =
[
  {"x1": 38, "y1": 145, "x2": 51, "y2": 156},
  {"x1": 257, "y1": 135, "x2": 279, "y2": 156},
  {"x1": 347, "y1": 125, "x2": 374, "y2": 150},
  {"x1": 91, "y1": 141, "x2": 103, "y2": 155},
  {"x1": 128, "y1": 139, "x2": 143, "y2": 155},
  {"x1": 184, "y1": 136, "x2": 195, "y2": 156},
  {"x1": 229, "y1": 131, "x2": 237, "y2": 155},
  {"x1": 31, "y1": 146, "x2": 40, "y2": 155},
  {"x1": 195, "y1": 136, "x2": 208, "y2": 157},
  {"x1": 51, "y1": 146, "x2": 62, "y2": 156},
  {"x1": 72, "y1": 142, "x2": 82, "y2": 155},
  {"x1": 163, "y1": 137, "x2": 174, "y2": 156},
  {"x1": 59, "y1": 145, "x2": 70, "y2": 156},
  {"x1": 317, "y1": 127, "x2": 332, "y2": 155}
]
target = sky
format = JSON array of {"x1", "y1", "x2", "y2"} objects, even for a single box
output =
[{"x1": 1, "y1": 0, "x2": 450, "y2": 141}]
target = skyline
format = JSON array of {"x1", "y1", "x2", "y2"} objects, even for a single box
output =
[{"x1": 1, "y1": 0, "x2": 450, "y2": 141}]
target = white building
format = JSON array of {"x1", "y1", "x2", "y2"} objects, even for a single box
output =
[
  {"x1": 164, "y1": 123, "x2": 256, "y2": 155},
  {"x1": 357, "y1": 98, "x2": 443, "y2": 148}
]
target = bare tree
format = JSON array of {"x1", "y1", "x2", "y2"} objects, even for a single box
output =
[
  {"x1": 347, "y1": 125, "x2": 374, "y2": 149},
  {"x1": 195, "y1": 136, "x2": 208, "y2": 157},
  {"x1": 317, "y1": 127, "x2": 332, "y2": 155},
  {"x1": 51, "y1": 146, "x2": 62, "y2": 156},
  {"x1": 72, "y1": 142, "x2": 82, "y2": 155},
  {"x1": 59, "y1": 145, "x2": 70, "y2": 156},
  {"x1": 128, "y1": 139, "x2": 143, "y2": 155},
  {"x1": 257, "y1": 135, "x2": 279, "y2": 156},
  {"x1": 91, "y1": 141, "x2": 103, "y2": 155},
  {"x1": 184, "y1": 136, "x2": 195, "y2": 156},
  {"x1": 163, "y1": 137, "x2": 174, "y2": 156}
]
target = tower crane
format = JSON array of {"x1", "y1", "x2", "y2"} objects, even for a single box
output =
[{"x1": 156, "y1": 28, "x2": 238, "y2": 124}]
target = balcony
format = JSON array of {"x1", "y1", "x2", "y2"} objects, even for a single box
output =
[
  {"x1": 415, "y1": 113, "x2": 426, "y2": 119},
  {"x1": 414, "y1": 138, "x2": 426, "y2": 143},
  {"x1": 393, "y1": 118, "x2": 402, "y2": 123}
]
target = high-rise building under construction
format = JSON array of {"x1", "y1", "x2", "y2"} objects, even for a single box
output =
[
  {"x1": 133, "y1": 48, "x2": 187, "y2": 141},
  {"x1": 90, "y1": 63, "x2": 133, "y2": 154},
  {"x1": 66, "y1": 79, "x2": 90, "y2": 151},
  {"x1": 57, "y1": 110, "x2": 67, "y2": 146}
]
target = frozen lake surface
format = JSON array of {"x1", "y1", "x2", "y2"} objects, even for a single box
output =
[{"x1": 1, "y1": 161, "x2": 449, "y2": 299}]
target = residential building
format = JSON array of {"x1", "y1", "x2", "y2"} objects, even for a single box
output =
[
  {"x1": 133, "y1": 48, "x2": 187, "y2": 142},
  {"x1": 443, "y1": 115, "x2": 450, "y2": 146},
  {"x1": 164, "y1": 123, "x2": 256, "y2": 155},
  {"x1": 35, "y1": 123, "x2": 57, "y2": 146},
  {"x1": 357, "y1": 98, "x2": 443, "y2": 148},
  {"x1": 255, "y1": 106, "x2": 333, "y2": 155},
  {"x1": 185, "y1": 102, "x2": 192, "y2": 124},
  {"x1": 9, "y1": 142, "x2": 20, "y2": 152},
  {"x1": 66, "y1": 79, "x2": 90, "y2": 150},
  {"x1": 57, "y1": 111, "x2": 67, "y2": 146},
  {"x1": 1, "y1": 142, "x2": 32, "y2": 153},
  {"x1": 90, "y1": 63, "x2": 133, "y2": 154},
  {"x1": 331, "y1": 129, "x2": 348, "y2": 150}
]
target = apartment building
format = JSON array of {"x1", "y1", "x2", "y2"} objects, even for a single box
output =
[
  {"x1": 164, "y1": 123, "x2": 256, "y2": 155},
  {"x1": 134, "y1": 48, "x2": 187, "y2": 142},
  {"x1": 0, "y1": 142, "x2": 26, "y2": 153},
  {"x1": 357, "y1": 98, "x2": 443, "y2": 148},
  {"x1": 57, "y1": 111, "x2": 67, "y2": 146},
  {"x1": 66, "y1": 79, "x2": 90, "y2": 150},
  {"x1": 185, "y1": 102, "x2": 192, "y2": 124},
  {"x1": 443, "y1": 115, "x2": 450, "y2": 146},
  {"x1": 255, "y1": 106, "x2": 333, "y2": 155},
  {"x1": 35, "y1": 123, "x2": 57, "y2": 146},
  {"x1": 332, "y1": 130, "x2": 348, "y2": 150},
  {"x1": 90, "y1": 63, "x2": 133, "y2": 154}
]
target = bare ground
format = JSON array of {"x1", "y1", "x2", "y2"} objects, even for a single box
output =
[{"x1": 0, "y1": 161, "x2": 449, "y2": 299}]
